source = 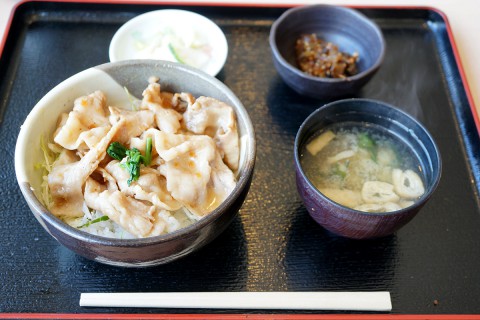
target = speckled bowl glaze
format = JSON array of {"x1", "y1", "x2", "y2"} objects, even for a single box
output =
[
  {"x1": 269, "y1": 5, "x2": 385, "y2": 99},
  {"x1": 294, "y1": 99, "x2": 441, "y2": 239},
  {"x1": 15, "y1": 60, "x2": 256, "y2": 267}
]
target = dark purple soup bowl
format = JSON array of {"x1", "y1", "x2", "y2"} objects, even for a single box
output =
[
  {"x1": 269, "y1": 5, "x2": 385, "y2": 99},
  {"x1": 294, "y1": 99, "x2": 441, "y2": 239}
]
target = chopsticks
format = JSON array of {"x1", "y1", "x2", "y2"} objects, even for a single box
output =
[{"x1": 80, "y1": 291, "x2": 392, "y2": 311}]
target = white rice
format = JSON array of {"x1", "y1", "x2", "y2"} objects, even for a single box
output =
[{"x1": 65, "y1": 202, "x2": 195, "y2": 239}]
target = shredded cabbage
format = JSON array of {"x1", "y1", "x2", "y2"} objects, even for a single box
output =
[
  {"x1": 123, "y1": 86, "x2": 141, "y2": 111},
  {"x1": 132, "y1": 27, "x2": 211, "y2": 69},
  {"x1": 37, "y1": 135, "x2": 59, "y2": 209}
]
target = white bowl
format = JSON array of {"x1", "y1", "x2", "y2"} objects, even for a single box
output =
[{"x1": 109, "y1": 9, "x2": 228, "y2": 77}]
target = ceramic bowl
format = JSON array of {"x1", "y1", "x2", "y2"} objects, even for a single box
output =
[
  {"x1": 294, "y1": 99, "x2": 441, "y2": 239},
  {"x1": 269, "y1": 5, "x2": 385, "y2": 99},
  {"x1": 109, "y1": 9, "x2": 228, "y2": 76},
  {"x1": 15, "y1": 60, "x2": 256, "y2": 267}
]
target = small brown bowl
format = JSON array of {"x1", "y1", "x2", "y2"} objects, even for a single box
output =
[
  {"x1": 294, "y1": 99, "x2": 441, "y2": 239},
  {"x1": 269, "y1": 5, "x2": 385, "y2": 99}
]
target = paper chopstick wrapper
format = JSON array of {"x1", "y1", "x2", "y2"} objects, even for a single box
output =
[{"x1": 80, "y1": 291, "x2": 392, "y2": 311}]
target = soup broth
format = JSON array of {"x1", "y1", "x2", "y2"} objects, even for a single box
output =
[{"x1": 301, "y1": 123, "x2": 425, "y2": 213}]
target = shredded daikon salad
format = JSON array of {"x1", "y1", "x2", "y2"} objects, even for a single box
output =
[{"x1": 131, "y1": 26, "x2": 212, "y2": 69}]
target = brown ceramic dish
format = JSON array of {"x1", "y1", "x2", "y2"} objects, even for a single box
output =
[
  {"x1": 269, "y1": 4, "x2": 385, "y2": 99},
  {"x1": 14, "y1": 60, "x2": 256, "y2": 267}
]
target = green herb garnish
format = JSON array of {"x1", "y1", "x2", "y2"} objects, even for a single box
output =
[
  {"x1": 122, "y1": 148, "x2": 143, "y2": 186},
  {"x1": 107, "y1": 141, "x2": 127, "y2": 161},
  {"x1": 77, "y1": 215, "x2": 110, "y2": 229},
  {"x1": 107, "y1": 141, "x2": 152, "y2": 186}
]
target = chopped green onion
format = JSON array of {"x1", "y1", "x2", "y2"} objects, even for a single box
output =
[
  {"x1": 332, "y1": 163, "x2": 347, "y2": 179},
  {"x1": 358, "y1": 133, "x2": 377, "y2": 161},
  {"x1": 144, "y1": 137, "x2": 152, "y2": 166},
  {"x1": 358, "y1": 133, "x2": 375, "y2": 149},
  {"x1": 77, "y1": 215, "x2": 110, "y2": 229}
]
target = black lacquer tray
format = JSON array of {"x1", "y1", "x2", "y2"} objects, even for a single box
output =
[{"x1": 1, "y1": 1, "x2": 480, "y2": 316}]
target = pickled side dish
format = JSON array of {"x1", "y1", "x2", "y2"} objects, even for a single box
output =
[
  {"x1": 301, "y1": 124, "x2": 425, "y2": 213},
  {"x1": 295, "y1": 34, "x2": 359, "y2": 78}
]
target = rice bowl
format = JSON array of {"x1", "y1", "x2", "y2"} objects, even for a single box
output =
[{"x1": 15, "y1": 60, "x2": 256, "y2": 267}]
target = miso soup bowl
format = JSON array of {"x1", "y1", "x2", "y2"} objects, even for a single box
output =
[
  {"x1": 14, "y1": 60, "x2": 256, "y2": 267},
  {"x1": 294, "y1": 99, "x2": 441, "y2": 239}
]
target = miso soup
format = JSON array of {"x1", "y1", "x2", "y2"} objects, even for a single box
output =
[{"x1": 301, "y1": 123, "x2": 425, "y2": 213}]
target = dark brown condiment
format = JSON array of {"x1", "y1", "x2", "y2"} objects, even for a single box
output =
[{"x1": 295, "y1": 34, "x2": 359, "y2": 78}]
